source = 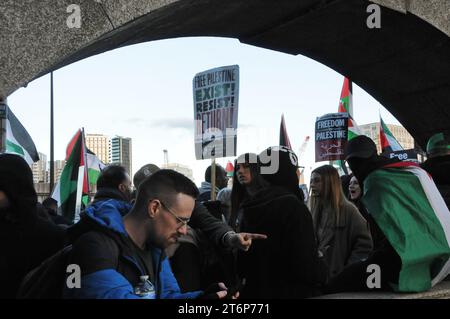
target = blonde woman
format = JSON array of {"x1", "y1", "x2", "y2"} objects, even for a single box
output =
[{"x1": 309, "y1": 165, "x2": 372, "y2": 279}]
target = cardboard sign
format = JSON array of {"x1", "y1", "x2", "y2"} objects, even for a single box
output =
[
  {"x1": 193, "y1": 65, "x2": 239, "y2": 160},
  {"x1": 315, "y1": 113, "x2": 348, "y2": 162}
]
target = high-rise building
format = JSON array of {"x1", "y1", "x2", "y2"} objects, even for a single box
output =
[
  {"x1": 31, "y1": 152, "x2": 47, "y2": 183},
  {"x1": 46, "y1": 159, "x2": 67, "y2": 185},
  {"x1": 359, "y1": 122, "x2": 415, "y2": 153},
  {"x1": 86, "y1": 134, "x2": 110, "y2": 164},
  {"x1": 162, "y1": 163, "x2": 194, "y2": 182},
  {"x1": 110, "y1": 136, "x2": 132, "y2": 175},
  {"x1": 54, "y1": 160, "x2": 66, "y2": 184}
]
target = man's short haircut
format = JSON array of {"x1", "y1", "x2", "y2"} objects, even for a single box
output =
[
  {"x1": 133, "y1": 164, "x2": 160, "y2": 188},
  {"x1": 134, "y1": 169, "x2": 199, "y2": 211},
  {"x1": 42, "y1": 197, "x2": 58, "y2": 208},
  {"x1": 96, "y1": 165, "x2": 128, "y2": 189},
  {"x1": 204, "y1": 165, "x2": 225, "y2": 183}
]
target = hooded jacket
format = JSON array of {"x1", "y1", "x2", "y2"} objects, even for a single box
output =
[
  {"x1": 237, "y1": 186, "x2": 320, "y2": 298},
  {"x1": 64, "y1": 199, "x2": 202, "y2": 299},
  {"x1": 0, "y1": 154, "x2": 65, "y2": 298},
  {"x1": 197, "y1": 182, "x2": 220, "y2": 202},
  {"x1": 421, "y1": 155, "x2": 450, "y2": 208},
  {"x1": 92, "y1": 187, "x2": 130, "y2": 204},
  {"x1": 66, "y1": 187, "x2": 132, "y2": 244}
]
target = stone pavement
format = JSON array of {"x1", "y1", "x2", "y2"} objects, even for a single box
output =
[{"x1": 316, "y1": 281, "x2": 450, "y2": 299}]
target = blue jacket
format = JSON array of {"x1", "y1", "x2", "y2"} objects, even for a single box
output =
[{"x1": 64, "y1": 199, "x2": 203, "y2": 299}]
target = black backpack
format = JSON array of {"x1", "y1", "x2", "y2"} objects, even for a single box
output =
[{"x1": 17, "y1": 245, "x2": 72, "y2": 299}]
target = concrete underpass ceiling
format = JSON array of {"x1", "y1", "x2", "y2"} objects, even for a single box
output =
[{"x1": 0, "y1": 0, "x2": 449, "y2": 148}]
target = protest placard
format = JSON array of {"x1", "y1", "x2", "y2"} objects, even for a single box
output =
[
  {"x1": 193, "y1": 65, "x2": 239, "y2": 160},
  {"x1": 315, "y1": 113, "x2": 348, "y2": 162}
]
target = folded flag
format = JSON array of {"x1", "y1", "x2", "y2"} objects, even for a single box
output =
[{"x1": 362, "y1": 161, "x2": 450, "y2": 292}]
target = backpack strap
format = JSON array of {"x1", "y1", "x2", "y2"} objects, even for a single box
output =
[{"x1": 16, "y1": 245, "x2": 73, "y2": 299}]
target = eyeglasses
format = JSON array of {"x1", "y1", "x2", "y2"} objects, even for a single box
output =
[{"x1": 159, "y1": 200, "x2": 190, "y2": 228}]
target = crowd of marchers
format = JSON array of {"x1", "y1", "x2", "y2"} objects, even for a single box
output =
[{"x1": 1, "y1": 133, "x2": 449, "y2": 299}]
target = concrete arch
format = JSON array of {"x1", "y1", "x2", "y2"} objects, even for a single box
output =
[{"x1": 1, "y1": 0, "x2": 449, "y2": 148}]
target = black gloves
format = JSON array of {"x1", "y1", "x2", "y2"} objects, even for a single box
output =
[{"x1": 198, "y1": 283, "x2": 227, "y2": 299}]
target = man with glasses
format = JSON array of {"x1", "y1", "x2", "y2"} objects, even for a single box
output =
[
  {"x1": 134, "y1": 163, "x2": 267, "y2": 253},
  {"x1": 65, "y1": 169, "x2": 229, "y2": 299}
]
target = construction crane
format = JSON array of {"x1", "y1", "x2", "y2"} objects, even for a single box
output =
[
  {"x1": 297, "y1": 136, "x2": 310, "y2": 179},
  {"x1": 163, "y1": 149, "x2": 169, "y2": 167},
  {"x1": 298, "y1": 136, "x2": 310, "y2": 161}
]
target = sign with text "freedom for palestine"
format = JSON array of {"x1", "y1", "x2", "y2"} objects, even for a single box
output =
[
  {"x1": 315, "y1": 112, "x2": 349, "y2": 162},
  {"x1": 193, "y1": 65, "x2": 239, "y2": 160}
]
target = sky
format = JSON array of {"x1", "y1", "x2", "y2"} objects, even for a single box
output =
[{"x1": 7, "y1": 36, "x2": 402, "y2": 186}]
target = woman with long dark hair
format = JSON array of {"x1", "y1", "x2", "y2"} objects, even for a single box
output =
[{"x1": 229, "y1": 153, "x2": 269, "y2": 231}]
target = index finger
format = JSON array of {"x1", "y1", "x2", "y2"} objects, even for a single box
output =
[{"x1": 244, "y1": 233, "x2": 268, "y2": 240}]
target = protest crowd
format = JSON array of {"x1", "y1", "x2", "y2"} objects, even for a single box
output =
[
  {"x1": 1, "y1": 68, "x2": 449, "y2": 300},
  {"x1": 1, "y1": 130, "x2": 449, "y2": 299},
  {"x1": 1, "y1": 0, "x2": 449, "y2": 302}
]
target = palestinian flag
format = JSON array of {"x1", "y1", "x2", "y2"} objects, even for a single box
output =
[
  {"x1": 380, "y1": 115, "x2": 403, "y2": 153},
  {"x1": 81, "y1": 148, "x2": 106, "y2": 207},
  {"x1": 2, "y1": 105, "x2": 39, "y2": 164},
  {"x1": 279, "y1": 114, "x2": 292, "y2": 149},
  {"x1": 362, "y1": 161, "x2": 450, "y2": 292},
  {"x1": 338, "y1": 77, "x2": 361, "y2": 140},
  {"x1": 225, "y1": 161, "x2": 234, "y2": 178},
  {"x1": 347, "y1": 116, "x2": 362, "y2": 141},
  {"x1": 338, "y1": 77, "x2": 353, "y2": 115},
  {"x1": 336, "y1": 78, "x2": 361, "y2": 174},
  {"x1": 52, "y1": 129, "x2": 88, "y2": 222},
  {"x1": 86, "y1": 148, "x2": 106, "y2": 185}
]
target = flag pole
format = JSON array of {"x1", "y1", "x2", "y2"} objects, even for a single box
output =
[
  {"x1": 82, "y1": 128, "x2": 90, "y2": 194},
  {"x1": 0, "y1": 97, "x2": 7, "y2": 153},
  {"x1": 211, "y1": 157, "x2": 216, "y2": 201},
  {"x1": 74, "y1": 165, "x2": 84, "y2": 223},
  {"x1": 50, "y1": 72, "x2": 55, "y2": 193},
  {"x1": 74, "y1": 128, "x2": 86, "y2": 223}
]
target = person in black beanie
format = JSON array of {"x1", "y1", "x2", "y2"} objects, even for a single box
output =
[
  {"x1": 259, "y1": 146, "x2": 305, "y2": 201},
  {"x1": 324, "y1": 135, "x2": 402, "y2": 293},
  {"x1": 0, "y1": 154, "x2": 66, "y2": 298},
  {"x1": 235, "y1": 146, "x2": 323, "y2": 298}
]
